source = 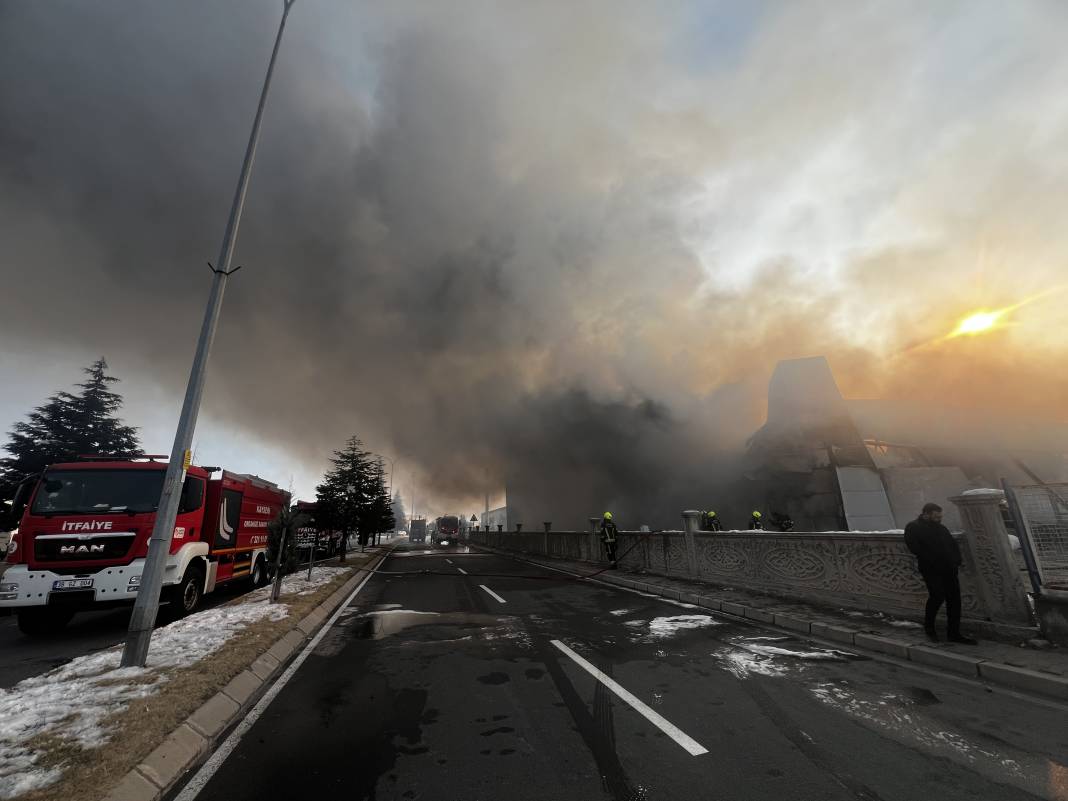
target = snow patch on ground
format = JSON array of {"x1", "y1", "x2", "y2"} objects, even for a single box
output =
[
  {"x1": 251, "y1": 566, "x2": 352, "y2": 598},
  {"x1": 609, "y1": 608, "x2": 633, "y2": 616},
  {"x1": 715, "y1": 649, "x2": 788, "y2": 678},
  {"x1": 627, "y1": 614, "x2": 721, "y2": 640},
  {"x1": 0, "y1": 566, "x2": 344, "y2": 798},
  {"x1": 0, "y1": 749, "x2": 62, "y2": 800},
  {"x1": 742, "y1": 644, "x2": 853, "y2": 661},
  {"x1": 810, "y1": 683, "x2": 1024, "y2": 776}
]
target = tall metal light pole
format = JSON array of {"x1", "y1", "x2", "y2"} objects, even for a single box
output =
[{"x1": 122, "y1": 0, "x2": 298, "y2": 668}]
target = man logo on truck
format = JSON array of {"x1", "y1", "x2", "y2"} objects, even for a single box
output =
[{"x1": 60, "y1": 544, "x2": 106, "y2": 555}]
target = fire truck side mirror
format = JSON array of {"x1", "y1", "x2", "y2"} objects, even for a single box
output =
[{"x1": 10, "y1": 475, "x2": 39, "y2": 523}]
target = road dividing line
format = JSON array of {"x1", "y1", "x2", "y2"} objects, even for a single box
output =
[
  {"x1": 457, "y1": 567, "x2": 468, "y2": 575},
  {"x1": 446, "y1": 558, "x2": 454, "y2": 564},
  {"x1": 480, "y1": 584, "x2": 507, "y2": 603},
  {"x1": 551, "y1": 639, "x2": 708, "y2": 757}
]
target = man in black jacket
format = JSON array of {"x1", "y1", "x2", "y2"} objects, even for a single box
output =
[{"x1": 904, "y1": 503, "x2": 977, "y2": 644}]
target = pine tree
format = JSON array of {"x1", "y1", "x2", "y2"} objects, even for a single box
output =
[
  {"x1": 0, "y1": 358, "x2": 140, "y2": 528},
  {"x1": 64, "y1": 359, "x2": 140, "y2": 458},
  {"x1": 315, "y1": 436, "x2": 374, "y2": 558}
]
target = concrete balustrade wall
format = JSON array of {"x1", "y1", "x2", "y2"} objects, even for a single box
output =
[{"x1": 466, "y1": 493, "x2": 1034, "y2": 627}]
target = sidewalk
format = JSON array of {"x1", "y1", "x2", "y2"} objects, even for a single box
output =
[{"x1": 484, "y1": 547, "x2": 1068, "y2": 702}]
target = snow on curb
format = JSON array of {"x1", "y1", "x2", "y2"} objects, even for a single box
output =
[
  {"x1": 0, "y1": 565, "x2": 350, "y2": 799},
  {"x1": 252, "y1": 565, "x2": 352, "y2": 598}
]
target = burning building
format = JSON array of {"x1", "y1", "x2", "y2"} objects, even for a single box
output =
[{"x1": 745, "y1": 356, "x2": 1068, "y2": 531}]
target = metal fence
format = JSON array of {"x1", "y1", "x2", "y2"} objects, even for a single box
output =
[{"x1": 1014, "y1": 482, "x2": 1068, "y2": 591}]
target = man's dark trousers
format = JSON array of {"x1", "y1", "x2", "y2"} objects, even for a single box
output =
[{"x1": 921, "y1": 569, "x2": 962, "y2": 635}]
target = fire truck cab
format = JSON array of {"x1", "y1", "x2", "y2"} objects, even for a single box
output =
[{"x1": 0, "y1": 456, "x2": 287, "y2": 635}]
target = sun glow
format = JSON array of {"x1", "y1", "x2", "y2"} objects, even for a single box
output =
[{"x1": 948, "y1": 308, "x2": 1009, "y2": 338}]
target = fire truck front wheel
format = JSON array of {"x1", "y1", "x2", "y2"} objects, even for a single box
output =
[
  {"x1": 17, "y1": 607, "x2": 76, "y2": 637},
  {"x1": 167, "y1": 564, "x2": 205, "y2": 620}
]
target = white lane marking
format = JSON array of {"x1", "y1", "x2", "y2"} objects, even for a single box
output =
[
  {"x1": 479, "y1": 584, "x2": 507, "y2": 603},
  {"x1": 446, "y1": 558, "x2": 454, "y2": 564},
  {"x1": 175, "y1": 555, "x2": 386, "y2": 800},
  {"x1": 457, "y1": 567, "x2": 468, "y2": 575},
  {"x1": 551, "y1": 639, "x2": 708, "y2": 757}
]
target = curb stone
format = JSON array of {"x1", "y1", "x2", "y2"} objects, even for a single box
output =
[
  {"x1": 854, "y1": 633, "x2": 914, "y2": 659},
  {"x1": 186, "y1": 693, "x2": 239, "y2": 740},
  {"x1": 221, "y1": 669, "x2": 261, "y2": 707},
  {"x1": 810, "y1": 622, "x2": 857, "y2": 645},
  {"x1": 744, "y1": 607, "x2": 775, "y2": 624},
  {"x1": 138, "y1": 724, "x2": 206, "y2": 790},
  {"x1": 474, "y1": 544, "x2": 1068, "y2": 703},
  {"x1": 978, "y1": 661, "x2": 1068, "y2": 700},
  {"x1": 103, "y1": 769, "x2": 158, "y2": 801},
  {"x1": 101, "y1": 550, "x2": 390, "y2": 801},
  {"x1": 907, "y1": 645, "x2": 983, "y2": 677}
]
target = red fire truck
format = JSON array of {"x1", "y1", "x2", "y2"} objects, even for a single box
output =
[
  {"x1": 0, "y1": 455, "x2": 288, "y2": 635},
  {"x1": 293, "y1": 501, "x2": 342, "y2": 557}
]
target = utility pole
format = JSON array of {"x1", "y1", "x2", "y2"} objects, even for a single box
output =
[{"x1": 122, "y1": 0, "x2": 297, "y2": 668}]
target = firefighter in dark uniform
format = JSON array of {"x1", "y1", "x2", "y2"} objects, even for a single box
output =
[
  {"x1": 601, "y1": 512, "x2": 618, "y2": 567},
  {"x1": 770, "y1": 512, "x2": 794, "y2": 532},
  {"x1": 904, "y1": 502, "x2": 977, "y2": 644},
  {"x1": 749, "y1": 511, "x2": 763, "y2": 530},
  {"x1": 702, "y1": 510, "x2": 723, "y2": 531}
]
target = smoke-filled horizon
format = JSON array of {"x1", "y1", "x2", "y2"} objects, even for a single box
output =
[{"x1": 3, "y1": 1, "x2": 1067, "y2": 522}]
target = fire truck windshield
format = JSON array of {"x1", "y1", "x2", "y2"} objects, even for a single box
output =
[{"x1": 30, "y1": 469, "x2": 165, "y2": 515}]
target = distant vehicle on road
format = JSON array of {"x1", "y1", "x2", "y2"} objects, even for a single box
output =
[
  {"x1": 435, "y1": 515, "x2": 459, "y2": 545},
  {"x1": 293, "y1": 501, "x2": 341, "y2": 558},
  {"x1": 1, "y1": 455, "x2": 287, "y2": 635},
  {"x1": 409, "y1": 517, "x2": 427, "y2": 544}
]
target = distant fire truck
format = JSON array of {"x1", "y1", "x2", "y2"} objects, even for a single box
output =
[
  {"x1": 435, "y1": 515, "x2": 459, "y2": 545},
  {"x1": 293, "y1": 501, "x2": 341, "y2": 557},
  {"x1": 0, "y1": 456, "x2": 287, "y2": 635}
]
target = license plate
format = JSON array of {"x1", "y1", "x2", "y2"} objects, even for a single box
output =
[{"x1": 53, "y1": 578, "x2": 94, "y2": 591}]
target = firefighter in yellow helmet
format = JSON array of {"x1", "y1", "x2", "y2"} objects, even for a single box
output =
[
  {"x1": 749, "y1": 510, "x2": 763, "y2": 530},
  {"x1": 600, "y1": 511, "x2": 618, "y2": 567},
  {"x1": 702, "y1": 510, "x2": 723, "y2": 532}
]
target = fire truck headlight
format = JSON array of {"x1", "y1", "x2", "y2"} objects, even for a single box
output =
[{"x1": 0, "y1": 581, "x2": 18, "y2": 600}]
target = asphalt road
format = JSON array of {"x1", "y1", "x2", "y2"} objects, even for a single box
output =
[{"x1": 177, "y1": 543, "x2": 1068, "y2": 801}]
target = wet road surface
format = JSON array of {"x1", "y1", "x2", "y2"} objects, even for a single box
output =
[{"x1": 178, "y1": 543, "x2": 1068, "y2": 801}]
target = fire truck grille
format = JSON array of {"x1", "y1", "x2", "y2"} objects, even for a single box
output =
[{"x1": 34, "y1": 534, "x2": 136, "y2": 562}]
